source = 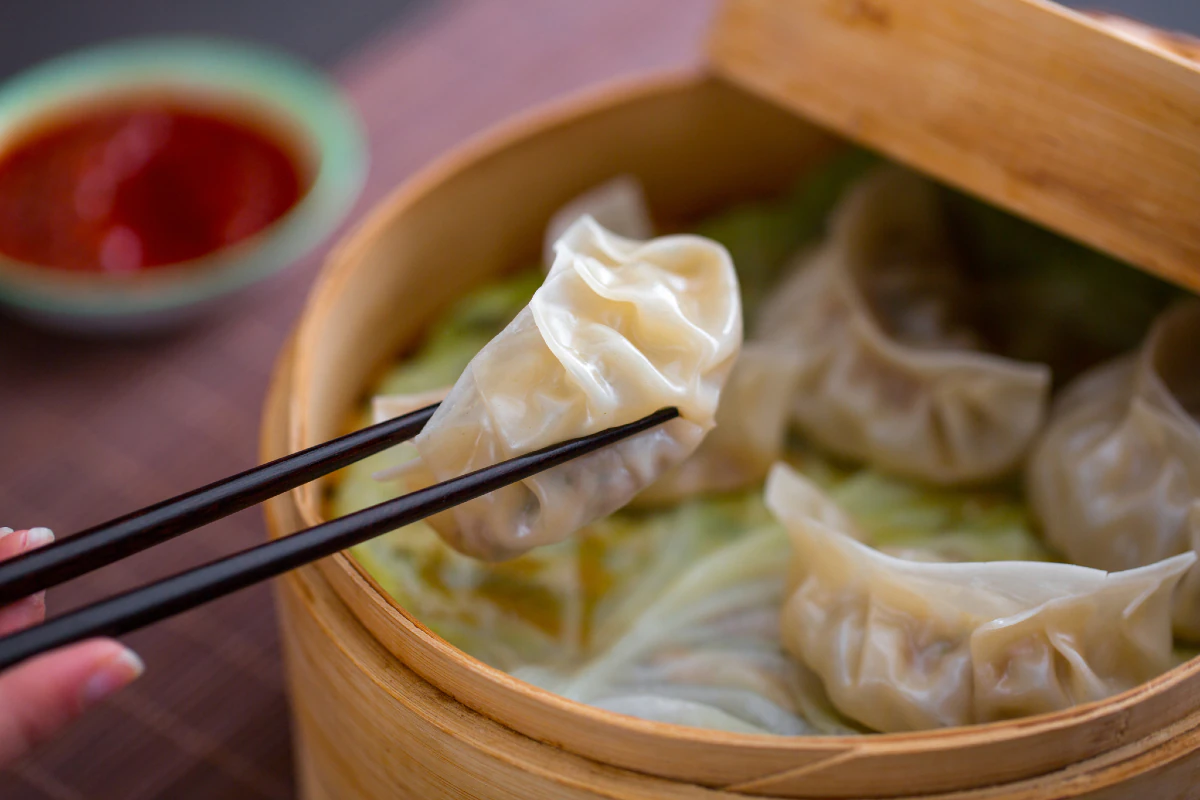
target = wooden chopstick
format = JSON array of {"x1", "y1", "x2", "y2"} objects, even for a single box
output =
[
  {"x1": 0, "y1": 407, "x2": 679, "y2": 670},
  {"x1": 0, "y1": 404, "x2": 441, "y2": 607}
]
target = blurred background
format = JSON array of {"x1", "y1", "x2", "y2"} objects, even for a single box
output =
[
  {"x1": 0, "y1": 0, "x2": 430, "y2": 77},
  {"x1": 0, "y1": 0, "x2": 1195, "y2": 79},
  {"x1": 0, "y1": 1, "x2": 1196, "y2": 799}
]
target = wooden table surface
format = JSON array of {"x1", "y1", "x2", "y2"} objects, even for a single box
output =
[{"x1": 0, "y1": 1, "x2": 714, "y2": 797}]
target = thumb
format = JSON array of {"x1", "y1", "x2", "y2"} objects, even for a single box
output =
[{"x1": 0, "y1": 639, "x2": 143, "y2": 765}]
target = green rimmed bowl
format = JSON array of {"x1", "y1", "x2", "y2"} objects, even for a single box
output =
[{"x1": 0, "y1": 37, "x2": 366, "y2": 333}]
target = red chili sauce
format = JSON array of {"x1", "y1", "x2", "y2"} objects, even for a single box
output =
[{"x1": 0, "y1": 101, "x2": 307, "y2": 273}]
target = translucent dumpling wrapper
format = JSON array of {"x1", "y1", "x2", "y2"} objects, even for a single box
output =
[
  {"x1": 766, "y1": 463, "x2": 1193, "y2": 733},
  {"x1": 756, "y1": 167, "x2": 1051, "y2": 485},
  {"x1": 410, "y1": 216, "x2": 743, "y2": 560},
  {"x1": 513, "y1": 525, "x2": 859, "y2": 736},
  {"x1": 372, "y1": 388, "x2": 452, "y2": 427},
  {"x1": 1028, "y1": 301, "x2": 1200, "y2": 640},
  {"x1": 542, "y1": 175, "x2": 653, "y2": 271},
  {"x1": 369, "y1": 388, "x2": 452, "y2": 483},
  {"x1": 633, "y1": 342, "x2": 804, "y2": 506}
]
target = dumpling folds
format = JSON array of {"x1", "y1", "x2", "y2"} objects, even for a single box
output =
[
  {"x1": 542, "y1": 176, "x2": 653, "y2": 270},
  {"x1": 756, "y1": 167, "x2": 1050, "y2": 485},
  {"x1": 766, "y1": 463, "x2": 1192, "y2": 732},
  {"x1": 633, "y1": 342, "x2": 803, "y2": 506},
  {"x1": 411, "y1": 216, "x2": 742, "y2": 561},
  {"x1": 1028, "y1": 301, "x2": 1200, "y2": 640}
]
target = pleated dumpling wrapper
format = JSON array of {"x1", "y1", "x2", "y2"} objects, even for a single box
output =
[
  {"x1": 765, "y1": 463, "x2": 1193, "y2": 732},
  {"x1": 542, "y1": 175, "x2": 653, "y2": 271},
  {"x1": 411, "y1": 216, "x2": 743, "y2": 561},
  {"x1": 756, "y1": 167, "x2": 1051, "y2": 485},
  {"x1": 1028, "y1": 301, "x2": 1200, "y2": 641},
  {"x1": 633, "y1": 342, "x2": 803, "y2": 506}
]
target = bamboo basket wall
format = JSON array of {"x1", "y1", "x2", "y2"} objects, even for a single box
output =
[{"x1": 263, "y1": 64, "x2": 1200, "y2": 798}]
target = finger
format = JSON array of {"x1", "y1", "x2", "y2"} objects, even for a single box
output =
[
  {"x1": 0, "y1": 528, "x2": 56, "y2": 636},
  {"x1": 0, "y1": 527, "x2": 53, "y2": 562},
  {"x1": 0, "y1": 592, "x2": 44, "y2": 636},
  {"x1": 0, "y1": 528, "x2": 15, "y2": 562},
  {"x1": 0, "y1": 639, "x2": 143, "y2": 765}
]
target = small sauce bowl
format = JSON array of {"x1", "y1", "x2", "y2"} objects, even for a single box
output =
[{"x1": 0, "y1": 38, "x2": 366, "y2": 333}]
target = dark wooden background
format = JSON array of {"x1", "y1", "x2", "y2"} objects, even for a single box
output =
[{"x1": 0, "y1": 1, "x2": 1196, "y2": 798}]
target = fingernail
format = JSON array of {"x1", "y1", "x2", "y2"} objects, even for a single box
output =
[
  {"x1": 7, "y1": 592, "x2": 45, "y2": 626},
  {"x1": 25, "y1": 528, "x2": 54, "y2": 549},
  {"x1": 0, "y1": 528, "x2": 13, "y2": 538},
  {"x1": 80, "y1": 648, "x2": 144, "y2": 709}
]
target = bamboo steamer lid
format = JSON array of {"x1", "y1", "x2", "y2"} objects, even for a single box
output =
[
  {"x1": 272, "y1": 5, "x2": 1200, "y2": 798},
  {"x1": 707, "y1": 0, "x2": 1200, "y2": 291}
]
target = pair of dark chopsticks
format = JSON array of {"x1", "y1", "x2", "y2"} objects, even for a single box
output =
[{"x1": 0, "y1": 404, "x2": 679, "y2": 671}]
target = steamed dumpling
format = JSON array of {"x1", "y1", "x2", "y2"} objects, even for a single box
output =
[
  {"x1": 543, "y1": 176, "x2": 653, "y2": 270},
  {"x1": 757, "y1": 167, "x2": 1051, "y2": 485},
  {"x1": 411, "y1": 216, "x2": 742, "y2": 560},
  {"x1": 1028, "y1": 301, "x2": 1200, "y2": 640},
  {"x1": 766, "y1": 463, "x2": 1192, "y2": 732},
  {"x1": 633, "y1": 343, "x2": 803, "y2": 506}
]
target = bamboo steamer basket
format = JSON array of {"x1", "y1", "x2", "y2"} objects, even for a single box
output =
[
  {"x1": 264, "y1": 338, "x2": 1200, "y2": 800},
  {"x1": 264, "y1": 3, "x2": 1200, "y2": 797}
]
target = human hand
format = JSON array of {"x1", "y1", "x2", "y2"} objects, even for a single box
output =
[{"x1": 0, "y1": 527, "x2": 143, "y2": 766}]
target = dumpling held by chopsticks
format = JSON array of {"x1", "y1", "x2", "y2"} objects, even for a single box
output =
[{"x1": 409, "y1": 216, "x2": 743, "y2": 561}]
